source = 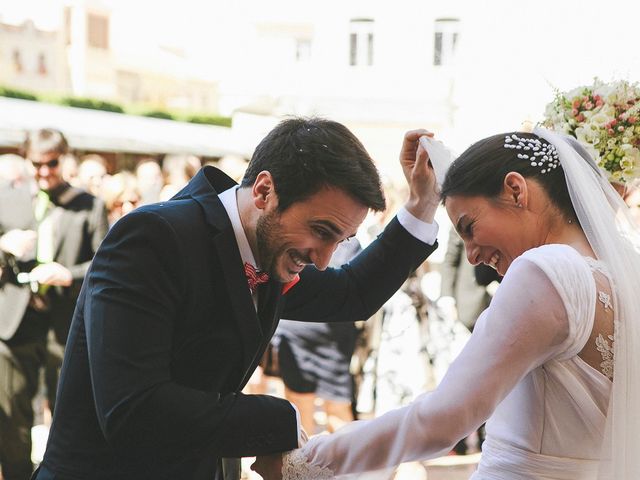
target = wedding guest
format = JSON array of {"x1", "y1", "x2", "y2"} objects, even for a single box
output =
[
  {"x1": 33, "y1": 118, "x2": 441, "y2": 480},
  {"x1": 135, "y1": 157, "x2": 163, "y2": 205},
  {"x1": 59, "y1": 154, "x2": 79, "y2": 186},
  {"x1": 159, "y1": 153, "x2": 201, "y2": 201},
  {"x1": 438, "y1": 230, "x2": 493, "y2": 332},
  {"x1": 0, "y1": 154, "x2": 34, "y2": 190},
  {"x1": 100, "y1": 171, "x2": 140, "y2": 227},
  {"x1": 257, "y1": 129, "x2": 639, "y2": 480},
  {"x1": 77, "y1": 154, "x2": 109, "y2": 197}
]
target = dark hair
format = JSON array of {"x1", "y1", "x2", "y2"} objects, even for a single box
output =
[
  {"x1": 22, "y1": 128, "x2": 68, "y2": 157},
  {"x1": 441, "y1": 132, "x2": 578, "y2": 223},
  {"x1": 241, "y1": 117, "x2": 386, "y2": 212}
]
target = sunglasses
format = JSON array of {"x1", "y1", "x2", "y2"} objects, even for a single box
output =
[{"x1": 31, "y1": 158, "x2": 60, "y2": 169}]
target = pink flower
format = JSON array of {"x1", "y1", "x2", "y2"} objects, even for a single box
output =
[
  {"x1": 572, "y1": 108, "x2": 579, "y2": 116},
  {"x1": 572, "y1": 99, "x2": 582, "y2": 109},
  {"x1": 585, "y1": 101, "x2": 594, "y2": 110},
  {"x1": 628, "y1": 116, "x2": 637, "y2": 124},
  {"x1": 576, "y1": 113, "x2": 585, "y2": 122}
]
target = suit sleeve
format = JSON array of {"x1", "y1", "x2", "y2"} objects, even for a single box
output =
[
  {"x1": 283, "y1": 216, "x2": 437, "y2": 323},
  {"x1": 85, "y1": 210, "x2": 297, "y2": 459}
]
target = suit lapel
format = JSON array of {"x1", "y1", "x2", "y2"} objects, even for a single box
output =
[
  {"x1": 52, "y1": 207, "x2": 72, "y2": 260},
  {"x1": 180, "y1": 167, "x2": 266, "y2": 373},
  {"x1": 236, "y1": 280, "x2": 283, "y2": 389},
  {"x1": 257, "y1": 281, "x2": 282, "y2": 337},
  {"x1": 213, "y1": 228, "x2": 263, "y2": 369},
  {"x1": 50, "y1": 186, "x2": 84, "y2": 260}
]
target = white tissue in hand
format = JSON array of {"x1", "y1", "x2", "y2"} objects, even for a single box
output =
[{"x1": 419, "y1": 136, "x2": 457, "y2": 188}]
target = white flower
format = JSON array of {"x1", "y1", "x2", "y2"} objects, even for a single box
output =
[
  {"x1": 543, "y1": 79, "x2": 640, "y2": 184},
  {"x1": 621, "y1": 156, "x2": 634, "y2": 170},
  {"x1": 544, "y1": 102, "x2": 557, "y2": 118},
  {"x1": 590, "y1": 111, "x2": 614, "y2": 128},
  {"x1": 566, "y1": 86, "x2": 586, "y2": 99},
  {"x1": 594, "y1": 83, "x2": 618, "y2": 103}
]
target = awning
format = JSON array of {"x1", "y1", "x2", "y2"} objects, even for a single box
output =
[{"x1": 0, "y1": 97, "x2": 244, "y2": 158}]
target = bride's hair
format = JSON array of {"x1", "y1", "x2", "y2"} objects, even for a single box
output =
[{"x1": 441, "y1": 131, "x2": 578, "y2": 224}]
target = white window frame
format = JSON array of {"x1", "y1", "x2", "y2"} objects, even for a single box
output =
[
  {"x1": 434, "y1": 18, "x2": 460, "y2": 66},
  {"x1": 349, "y1": 18, "x2": 374, "y2": 67}
]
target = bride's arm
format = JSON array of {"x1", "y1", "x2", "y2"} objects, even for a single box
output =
[{"x1": 277, "y1": 256, "x2": 574, "y2": 478}]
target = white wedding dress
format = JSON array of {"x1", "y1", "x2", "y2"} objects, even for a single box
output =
[{"x1": 283, "y1": 244, "x2": 613, "y2": 479}]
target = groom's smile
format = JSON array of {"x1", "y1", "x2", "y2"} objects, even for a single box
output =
[{"x1": 255, "y1": 185, "x2": 368, "y2": 283}]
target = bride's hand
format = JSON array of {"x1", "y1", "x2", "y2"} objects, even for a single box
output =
[
  {"x1": 251, "y1": 452, "x2": 284, "y2": 480},
  {"x1": 400, "y1": 129, "x2": 439, "y2": 224}
]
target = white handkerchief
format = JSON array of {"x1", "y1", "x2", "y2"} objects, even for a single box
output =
[{"x1": 419, "y1": 136, "x2": 457, "y2": 188}]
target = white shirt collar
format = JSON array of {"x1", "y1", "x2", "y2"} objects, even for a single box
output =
[{"x1": 218, "y1": 185, "x2": 260, "y2": 270}]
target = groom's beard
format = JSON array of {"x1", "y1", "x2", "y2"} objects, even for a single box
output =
[{"x1": 255, "y1": 209, "x2": 284, "y2": 281}]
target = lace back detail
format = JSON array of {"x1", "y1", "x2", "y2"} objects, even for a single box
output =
[
  {"x1": 595, "y1": 333, "x2": 614, "y2": 380},
  {"x1": 585, "y1": 256, "x2": 615, "y2": 380},
  {"x1": 282, "y1": 449, "x2": 334, "y2": 480},
  {"x1": 598, "y1": 291, "x2": 613, "y2": 311},
  {"x1": 595, "y1": 288, "x2": 614, "y2": 380}
]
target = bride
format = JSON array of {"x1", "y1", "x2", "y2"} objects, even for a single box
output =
[{"x1": 252, "y1": 128, "x2": 640, "y2": 479}]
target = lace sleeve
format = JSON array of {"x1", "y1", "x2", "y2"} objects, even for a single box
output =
[
  {"x1": 282, "y1": 449, "x2": 334, "y2": 480},
  {"x1": 282, "y1": 254, "x2": 579, "y2": 479}
]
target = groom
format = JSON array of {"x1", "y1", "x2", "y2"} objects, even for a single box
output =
[{"x1": 34, "y1": 118, "x2": 440, "y2": 480}]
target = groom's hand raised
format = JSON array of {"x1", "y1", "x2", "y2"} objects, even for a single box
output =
[{"x1": 251, "y1": 453, "x2": 283, "y2": 480}]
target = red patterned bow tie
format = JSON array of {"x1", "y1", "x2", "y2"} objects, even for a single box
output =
[{"x1": 244, "y1": 262, "x2": 269, "y2": 293}]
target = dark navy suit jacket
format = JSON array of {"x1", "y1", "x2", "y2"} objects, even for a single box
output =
[{"x1": 36, "y1": 166, "x2": 436, "y2": 479}]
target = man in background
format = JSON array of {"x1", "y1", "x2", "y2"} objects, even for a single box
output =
[{"x1": 0, "y1": 129, "x2": 108, "y2": 480}]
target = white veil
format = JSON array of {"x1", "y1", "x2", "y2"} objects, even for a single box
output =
[{"x1": 534, "y1": 127, "x2": 640, "y2": 479}]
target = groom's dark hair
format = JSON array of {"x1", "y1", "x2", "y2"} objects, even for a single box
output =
[{"x1": 241, "y1": 117, "x2": 386, "y2": 212}]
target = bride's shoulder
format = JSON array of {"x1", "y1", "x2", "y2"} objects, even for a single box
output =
[
  {"x1": 517, "y1": 244, "x2": 587, "y2": 269},
  {"x1": 507, "y1": 244, "x2": 592, "y2": 289}
]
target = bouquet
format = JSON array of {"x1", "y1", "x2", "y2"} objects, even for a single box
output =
[{"x1": 543, "y1": 79, "x2": 640, "y2": 185}]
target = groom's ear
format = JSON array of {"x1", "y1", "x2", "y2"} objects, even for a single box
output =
[
  {"x1": 503, "y1": 171, "x2": 528, "y2": 208},
  {"x1": 252, "y1": 171, "x2": 279, "y2": 210}
]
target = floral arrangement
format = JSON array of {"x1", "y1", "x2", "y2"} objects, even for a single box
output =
[{"x1": 543, "y1": 79, "x2": 640, "y2": 184}]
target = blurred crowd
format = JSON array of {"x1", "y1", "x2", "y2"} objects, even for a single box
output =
[{"x1": 54, "y1": 150, "x2": 203, "y2": 225}]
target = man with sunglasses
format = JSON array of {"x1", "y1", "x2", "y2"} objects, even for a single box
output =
[{"x1": 0, "y1": 128, "x2": 108, "y2": 480}]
